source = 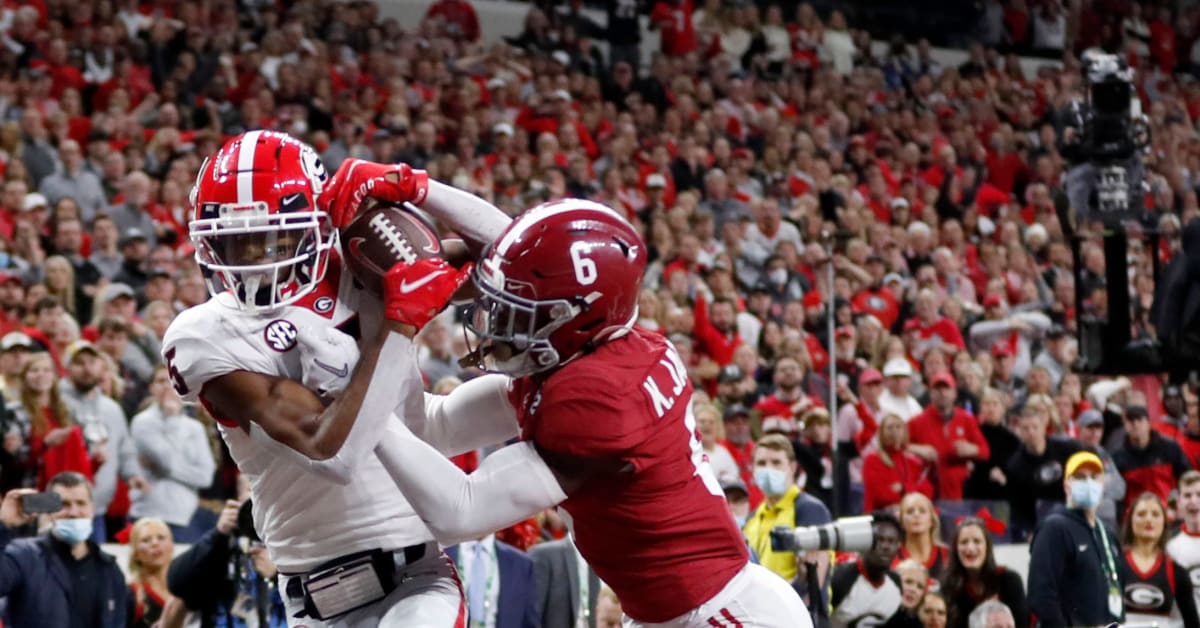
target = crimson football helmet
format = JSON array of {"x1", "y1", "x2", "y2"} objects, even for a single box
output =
[
  {"x1": 466, "y1": 199, "x2": 647, "y2": 377},
  {"x1": 189, "y1": 131, "x2": 335, "y2": 313}
]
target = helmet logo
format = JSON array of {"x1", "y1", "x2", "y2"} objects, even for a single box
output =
[
  {"x1": 299, "y1": 146, "x2": 328, "y2": 196},
  {"x1": 264, "y1": 320, "x2": 299, "y2": 352},
  {"x1": 314, "y1": 296, "x2": 334, "y2": 313}
]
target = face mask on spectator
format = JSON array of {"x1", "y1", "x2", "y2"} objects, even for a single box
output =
[
  {"x1": 754, "y1": 467, "x2": 789, "y2": 497},
  {"x1": 1068, "y1": 478, "x2": 1104, "y2": 509},
  {"x1": 51, "y1": 517, "x2": 93, "y2": 544},
  {"x1": 769, "y1": 269, "x2": 788, "y2": 285}
]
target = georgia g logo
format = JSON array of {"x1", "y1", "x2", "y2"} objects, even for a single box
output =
[
  {"x1": 264, "y1": 320, "x2": 299, "y2": 352},
  {"x1": 1126, "y1": 583, "x2": 1165, "y2": 608}
]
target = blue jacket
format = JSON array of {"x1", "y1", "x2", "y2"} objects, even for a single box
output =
[
  {"x1": 447, "y1": 541, "x2": 541, "y2": 628},
  {"x1": 1027, "y1": 507, "x2": 1124, "y2": 628},
  {"x1": 0, "y1": 526, "x2": 128, "y2": 628}
]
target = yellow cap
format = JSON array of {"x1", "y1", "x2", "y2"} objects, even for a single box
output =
[{"x1": 1065, "y1": 451, "x2": 1105, "y2": 478}]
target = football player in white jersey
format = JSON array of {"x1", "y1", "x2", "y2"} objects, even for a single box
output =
[
  {"x1": 1168, "y1": 470, "x2": 1200, "y2": 610},
  {"x1": 161, "y1": 131, "x2": 476, "y2": 627}
]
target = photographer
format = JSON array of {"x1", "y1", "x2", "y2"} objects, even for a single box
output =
[
  {"x1": 167, "y1": 497, "x2": 285, "y2": 628},
  {"x1": 829, "y1": 512, "x2": 916, "y2": 628}
]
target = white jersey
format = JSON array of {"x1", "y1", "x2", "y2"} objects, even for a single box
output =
[
  {"x1": 1167, "y1": 527, "x2": 1200, "y2": 611},
  {"x1": 162, "y1": 261, "x2": 434, "y2": 572}
]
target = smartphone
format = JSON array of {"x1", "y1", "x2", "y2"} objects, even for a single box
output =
[{"x1": 20, "y1": 492, "x2": 62, "y2": 514}]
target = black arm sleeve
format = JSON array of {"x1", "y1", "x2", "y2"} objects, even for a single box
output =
[
  {"x1": 1026, "y1": 520, "x2": 1069, "y2": 627},
  {"x1": 999, "y1": 568, "x2": 1031, "y2": 628},
  {"x1": 1175, "y1": 560, "x2": 1200, "y2": 628},
  {"x1": 166, "y1": 528, "x2": 233, "y2": 610}
]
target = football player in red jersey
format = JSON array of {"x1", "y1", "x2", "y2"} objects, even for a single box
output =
[{"x1": 313, "y1": 164, "x2": 811, "y2": 627}]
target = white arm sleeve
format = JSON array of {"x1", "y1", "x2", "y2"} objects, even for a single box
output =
[
  {"x1": 375, "y1": 421, "x2": 567, "y2": 546},
  {"x1": 420, "y1": 374, "x2": 520, "y2": 456},
  {"x1": 416, "y1": 181, "x2": 512, "y2": 246},
  {"x1": 247, "y1": 333, "x2": 423, "y2": 485}
]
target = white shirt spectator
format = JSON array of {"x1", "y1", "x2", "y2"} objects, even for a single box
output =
[
  {"x1": 823, "y1": 28, "x2": 856, "y2": 75},
  {"x1": 130, "y1": 402, "x2": 216, "y2": 527},
  {"x1": 1032, "y1": 8, "x2": 1066, "y2": 51},
  {"x1": 969, "y1": 310, "x2": 1051, "y2": 380},
  {"x1": 878, "y1": 390, "x2": 923, "y2": 422},
  {"x1": 705, "y1": 441, "x2": 739, "y2": 485}
]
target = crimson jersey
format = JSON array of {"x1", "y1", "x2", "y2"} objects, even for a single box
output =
[{"x1": 508, "y1": 328, "x2": 749, "y2": 622}]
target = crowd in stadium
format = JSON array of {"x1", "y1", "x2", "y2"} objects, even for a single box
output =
[{"x1": 0, "y1": 0, "x2": 1193, "y2": 626}]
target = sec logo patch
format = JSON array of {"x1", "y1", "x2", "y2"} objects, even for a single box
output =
[{"x1": 264, "y1": 320, "x2": 298, "y2": 352}]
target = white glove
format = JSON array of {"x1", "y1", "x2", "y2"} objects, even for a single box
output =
[{"x1": 298, "y1": 324, "x2": 361, "y2": 400}]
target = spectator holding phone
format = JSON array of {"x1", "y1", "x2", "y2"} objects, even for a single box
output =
[{"x1": 0, "y1": 471, "x2": 129, "y2": 627}]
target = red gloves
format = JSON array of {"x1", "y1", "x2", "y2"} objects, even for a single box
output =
[
  {"x1": 382, "y1": 258, "x2": 473, "y2": 330},
  {"x1": 319, "y1": 159, "x2": 430, "y2": 227}
]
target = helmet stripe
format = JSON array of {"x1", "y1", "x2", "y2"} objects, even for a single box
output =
[{"x1": 236, "y1": 130, "x2": 264, "y2": 205}]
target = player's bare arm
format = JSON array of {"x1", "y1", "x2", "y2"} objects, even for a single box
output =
[{"x1": 200, "y1": 317, "x2": 416, "y2": 460}]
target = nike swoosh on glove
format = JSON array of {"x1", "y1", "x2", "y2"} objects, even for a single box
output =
[
  {"x1": 383, "y1": 258, "x2": 473, "y2": 331},
  {"x1": 318, "y1": 159, "x2": 430, "y2": 228},
  {"x1": 297, "y1": 324, "x2": 362, "y2": 400}
]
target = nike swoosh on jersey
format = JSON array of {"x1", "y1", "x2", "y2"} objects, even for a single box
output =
[
  {"x1": 399, "y1": 270, "x2": 447, "y2": 294},
  {"x1": 313, "y1": 359, "x2": 349, "y2": 378}
]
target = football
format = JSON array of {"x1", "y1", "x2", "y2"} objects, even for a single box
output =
[{"x1": 340, "y1": 202, "x2": 443, "y2": 294}]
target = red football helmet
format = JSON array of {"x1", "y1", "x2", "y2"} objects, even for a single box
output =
[
  {"x1": 189, "y1": 131, "x2": 335, "y2": 313},
  {"x1": 466, "y1": 199, "x2": 647, "y2": 377}
]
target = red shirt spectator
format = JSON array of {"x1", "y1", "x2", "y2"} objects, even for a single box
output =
[
  {"x1": 650, "y1": 0, "x2": 697, "y2": 56},
  {"x1": 1113, "y1": 405, "x2": 1192, "y2": 504},
  {"x1": 692, "y1": 295, "x2": 742, "y2": 367},
  {"x1": 423, "y1": 0, "x2": 480, "y2": 42},
  {"x1": 862, "y1": 415, "x2": 934, "y2": 512},
  {"x1": 907, "y1": 373, "x2": 990, "y2": 501}
]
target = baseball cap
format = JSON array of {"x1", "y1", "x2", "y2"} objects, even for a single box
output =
[
  {"x1": 982, "y1": 294, "x2": 1004, "y2": 309},
  {"x1": 646, "y1": 173, "x2": 667, "y2": 189},
  {"x1": 97, "y1": 282, "x2": 136, "y2": 305},
  {"x1": 930, "y1": 372, "x2": 957, "y2": 389},
  {"x1": 1046, "y1": 324, "x2": 1067, "y2": 339},
  {"x1": 0, "y1": 331, "x2": 33, "y2": 352},
  {"x1": 492, "y1": 122, "x2": 514, "y2": 137},
  {"x1": 486, "y1": 77, "x2": 506, "y2": 90},
  {"x1": 860, "y1": 368, "x2": 883, "y2": 385},
  {"x1": 1125, "y1": 405, "x2": 1149, "y2": 421},
  {"x1": 551, "y1": 50, "x2": 571, "y2": 66},
  {"x1": 551, "y1": 89, "x2": 572, "y2": 102},
  {"x1": 1164, "y1": 384, "x2": 1184, "y2": 399},
  {"x1": 1064, "y1": 451, "x2": 1105, "y2": 477},
  {"x1": 63, "y1": 340, "x2": 99, "y2": 364},
  {"x1": 22, "y1": 193, "x2": 47, "y2": 212},
  {"x1": 0, "y1": 271, "x2": 22, "y2": 286},
  {"x1": 835, "y1": 326, "x2": 855, "y2": 339},
  {"x1": 1078, "y1": 409, "x2": 1104, "y2": 427},
  {"x1": 890, "y1": 197, "x2": 910, "y2": 209},
  {"x1": 883, "y1": 272, "x2": 905, "y2": 286},
  {"x1": 721, "y1": 478, "x2": 749, "y2": 497},
  {"x1": 723, "y1": 403, "x2": 751, "y2": 421},
  {"x1": 120, "y1": 228, "x2": 148, "y2": 247},
  {"x1": 718, "y1": 364, "x2": 744, "y2": 384},
  {"x1": 882, "y1": 358, "x2": 913, "y2": 378},
  {"x1": 991, "y1": 343, "x2": 1014, "y2": 358}
]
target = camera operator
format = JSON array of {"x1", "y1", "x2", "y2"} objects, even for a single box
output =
[
  {"x1": 828, "y1": 512, "x2": 917, "y2": 628},
  {"x1": 166, "y1": 497, "x2": 286, "y2": 628}
]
